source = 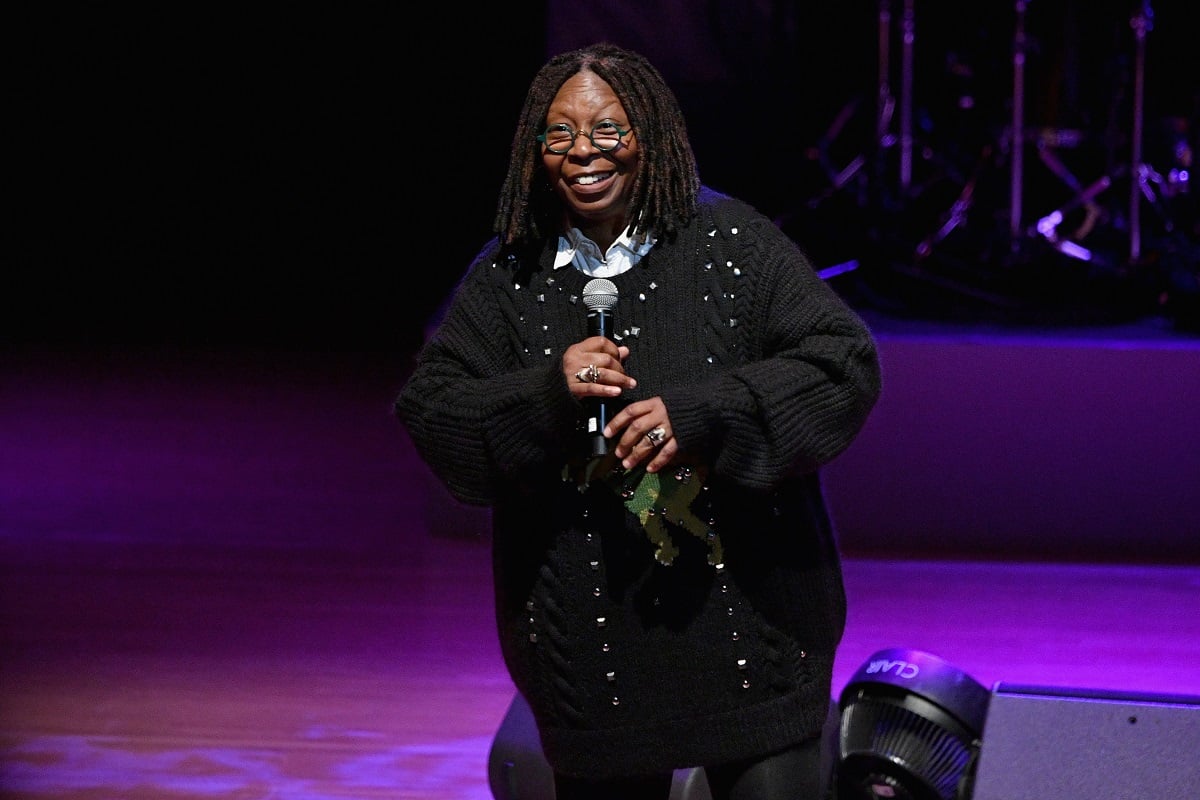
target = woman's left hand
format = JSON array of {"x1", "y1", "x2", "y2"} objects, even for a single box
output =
[{"x1": 605, "y1": 397, "x2": 676, "y2": 473}]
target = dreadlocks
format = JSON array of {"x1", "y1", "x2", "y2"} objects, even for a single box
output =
[{"x1": 493, "y1": 42, "x2": 701, "y2": 247}]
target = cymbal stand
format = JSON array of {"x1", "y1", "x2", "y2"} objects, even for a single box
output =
[
  {"x1": 1030, "y1": 1, "x2": 1172, "y2": 265},
  {"x1": 788, "y1": 1, "x2": 911, "y2": 214},
  {"x1": 874, "y1": 0, "x2": 917, "y2": 201},
  {"x1": 1008, "y1": 0, "x2": 1029, "y2": 245},
  {"x1": 914, "y1": 148, "x2": 988, "y2": 260},
  {"x1": 1033, "y1": 171, "x2": 1113, "y2": 263},
  {"x1": 917, "y1": 0, "x2": 1033, "y2": 262},
  {"x1": 896, "y1": 0, "x2": 915, "y2": 195},
  {"x1": 1128, "y1": 1, "x2": 1152, "y2": 262},
  {"x1": 875, "y1": 0, "x2": 896, "y2": 160},
  {"x1": 1030, "y1": 128, "x2": 1110, "y2": 260}
]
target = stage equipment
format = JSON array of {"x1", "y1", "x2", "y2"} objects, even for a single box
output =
[
  {"x1": 1025, "y1": 2, "x2": 1170, "y2": 266},
  {"x1": 488, "y1": 692, "x2": 557, "y2": 800},
  {"x1": 970, "y1": 683, "x2": 1200, "y2": 799},
  {"x1": 1007, "y1": 0, "x2": 1028, "y2": 242},
  {"x1": 486, "y1": 692, "x2": 714, "y2": 800},
  {"x1": 1129, "y1": 1, "x2": 1152, "y2": 262},
  {"x1": 910, "y1": 0, "x2": 1194, "y2": 307},
  {"x1": 836, "y1": 648, "x2": 990, "y2": 800},
  {"x1": 779, "y1": 2, "x2": 964, "y2": 225},
  {"x1": 775, "y1": 0, "x2": 985, "y2": 297},
  {"x1": 783, "y1": 0, "x2": 1195, "y2": 327},
  {"x1": 1015, "y1": 1, "x2": 1187, "y2": 270}
]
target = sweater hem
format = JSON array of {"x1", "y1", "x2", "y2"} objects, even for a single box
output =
[{"x1": 539, "y1": 682, "x2": 833, "y2": 779}]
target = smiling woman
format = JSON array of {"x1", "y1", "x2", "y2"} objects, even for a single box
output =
[{"x1": 395, "y1": 41, "x2": 883, "y2": 800}]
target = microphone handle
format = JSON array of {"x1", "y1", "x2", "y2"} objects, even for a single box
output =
[
  {"x1": 590, "y1": 308, "x2": 614, "y2": 340},
  {"x1": 587, "y1": 309, "x2": 614, "y2": 457}
]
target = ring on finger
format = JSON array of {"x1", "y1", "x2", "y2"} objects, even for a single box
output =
[
  {"x1": 587, "y1": 364, "x2": 600, "y2": 383},
  {"x1": 574, "y1": 368, "x2": 590, "y2": 383},
  {"x1": 645, "y1": 426, "x2": 667, "y2": 446}
]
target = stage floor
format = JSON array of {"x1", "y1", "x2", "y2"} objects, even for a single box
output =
[{"x1": 3, "y1": 341, "x2": 1199, "y2": 799}]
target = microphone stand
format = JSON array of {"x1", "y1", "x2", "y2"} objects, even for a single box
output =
[
  {"x1": 1009, "y1": 0, "x2": 1029, "y2": 247},
  {"x1": 898, "y1": 0, "x2": 915, "y2": 195},
  {"x1": 1128, "y1": 1, "x2": 1152, "y2": 263},
  {"x1": 868, "y1": 0, "x2": 916, "y2": 205},
  {"x1": 793, "y1": 2, "x2": 898, "y2": 213},
  {"x1": 1027, "y1": 1, "x2": 1173, "y2": 268}
]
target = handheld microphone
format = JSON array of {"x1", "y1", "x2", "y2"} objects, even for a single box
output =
[{"x1": 582, "y1": 278, "x2": 619, "y2": 457}]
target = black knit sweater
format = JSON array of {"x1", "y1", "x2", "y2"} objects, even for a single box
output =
[{"x1": 396, "y1": 187, "x2": 881, "y2": 779}]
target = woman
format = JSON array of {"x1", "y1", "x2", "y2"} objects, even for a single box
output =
[{"x1": 396, "y1": 42, "x2": 881, "y2": 799}]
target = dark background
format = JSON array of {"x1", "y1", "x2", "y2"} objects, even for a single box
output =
[{"x1": 13, "y1": 3, "x2": 1198, "y2": 355}]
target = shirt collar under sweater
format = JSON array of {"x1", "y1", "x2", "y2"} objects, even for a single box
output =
[{"x1": 554, "y1": 225, "x2": 656, "y2": 277}]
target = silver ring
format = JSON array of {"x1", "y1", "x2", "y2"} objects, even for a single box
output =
[
  {"x1": 575, "y1": 368, "x2": 590, "y2": 383},
  {"x1": 587, "y1": 364, "x2": 600, "y2": 383},
  {"x1": 645, "y1": 426, "x2": 666, "y2": 446}
]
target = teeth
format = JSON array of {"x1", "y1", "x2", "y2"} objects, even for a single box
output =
[{"x1": 576, "y1": 174, "x2": 604, "y2": 185}]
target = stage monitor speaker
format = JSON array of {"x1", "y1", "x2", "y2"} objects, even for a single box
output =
[{"x1": 968, "y1": 682, "x2": 1200, "y2": 800}]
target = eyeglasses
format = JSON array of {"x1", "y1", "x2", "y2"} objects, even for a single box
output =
[{"x1": 537, "y1": 121, "x2": 631, "y2": 154}]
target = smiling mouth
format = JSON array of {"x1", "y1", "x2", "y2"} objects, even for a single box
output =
[{"x1": 573, "y1": 172, "x2": 612, "y2": 186}]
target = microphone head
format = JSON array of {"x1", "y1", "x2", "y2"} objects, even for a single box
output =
[{"x1": 582, "y1": 278, "x2": 618, "y2": 312}]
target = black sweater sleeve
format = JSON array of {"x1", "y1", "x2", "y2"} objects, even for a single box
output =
[
  {"x1": 395, "y1": 241, "x2": 582, "y2": 505},
  {"x1": 658, "y1": 197, "x2": 882, "y2": 489}
]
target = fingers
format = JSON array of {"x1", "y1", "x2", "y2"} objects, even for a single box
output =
[
  {"x1": 642, "y1": 437, "x2": 678, "y2": 474},
  {"x1": 565, "y1": 341, "x2": 635, "y2": 396},
  {"x1": 563, "y1": 342, "x2": 674, "y2": 472},
  {"x1": 570, "y1": 362, "x2": 634, "y2": 398},
  {"x1": 606, "y1": 399, "x2": 674, "y2": 472},
  {"x1": 621, "y1": 424, "x2": 675, "y2": 473}
]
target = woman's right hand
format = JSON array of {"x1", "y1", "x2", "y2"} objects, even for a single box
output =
[{"x1": 563, "y1": 336, "x2": 635, "y2": 400}]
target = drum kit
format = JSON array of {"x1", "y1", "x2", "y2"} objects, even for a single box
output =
[{"x1": 779, "y1": 1, "x2": 1198, "y2": 325}]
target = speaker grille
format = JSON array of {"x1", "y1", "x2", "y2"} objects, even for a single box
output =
[{"x1": 840, "y1": 694, "x2": 977, "y2": 800}]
